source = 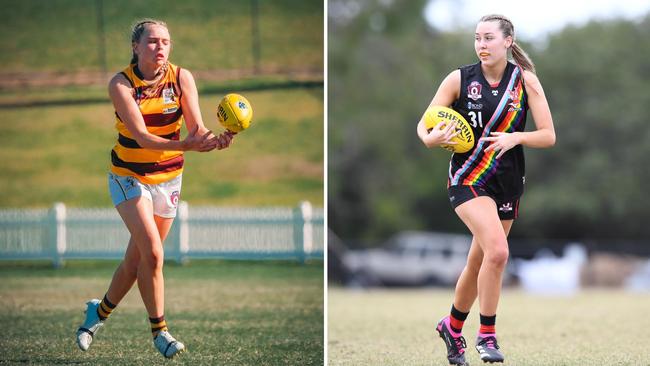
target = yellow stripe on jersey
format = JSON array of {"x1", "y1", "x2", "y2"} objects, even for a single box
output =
[
  {"x1": 113, "y1": 144, "x2": 182, "y2": 163},
  {"x1": 115, "y1": 121, "x2": 183, "y2": 139},
  {"x1": 110, "y1": 165, "x2": 183, "y2": 185},
  {"x1": 113, "y1": 120, "x2": 182, "y2": 140}
]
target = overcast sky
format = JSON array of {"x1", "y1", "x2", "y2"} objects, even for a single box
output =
[{"x1": 424, "y1": 0, "x2": 650, "y2": 40}]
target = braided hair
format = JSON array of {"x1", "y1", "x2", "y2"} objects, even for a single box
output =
[
  {"x1": 479, "y1": 14, "x2": 536, "y2": 73},
  {"x1": 130, "y1": 19, "x2": 168, "y2": 65}
]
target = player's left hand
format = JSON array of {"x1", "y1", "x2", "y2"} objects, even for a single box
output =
[
  {"x1": 215, "y1": 131, "x2": 236, "y2": 150},
  {"x1": 480, "y1": 132, "x2": 521, "y2": 159}
]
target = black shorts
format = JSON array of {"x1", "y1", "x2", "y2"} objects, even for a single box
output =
[{"x1": 448, "y1": 185, "x2": 520, "y2": 220}]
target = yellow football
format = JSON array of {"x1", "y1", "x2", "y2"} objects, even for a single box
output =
[
  {"x1": 423, "y1": 105, "x2": 475, "y2": 153},
  {"x1": 217, "y1": 93, "x2": 253, "y2": 133}
]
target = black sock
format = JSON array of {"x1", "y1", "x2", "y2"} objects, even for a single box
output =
[
  {"x1": 479, "y1": 314, "x2": 496, "y2": 335},
  {"x1": 96, "y1": 294, "x2": 116, "y2": 321},
  {"x1": 449, "y1": 304, "x2": 469, "y2": 334}
]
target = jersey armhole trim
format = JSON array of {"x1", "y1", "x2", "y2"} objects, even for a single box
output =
[
  {"x1": 453, "y1": 67, "x2": 465, "y2": 109},
  {"x1": 176, "y1": 67, "x2": 183, "y2": 100},
  {"x1": 119, "y1": 71, "x2": 134, "y2": 88}
]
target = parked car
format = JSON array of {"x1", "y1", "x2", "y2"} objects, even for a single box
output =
[{"x1": 343, "y1": 231, "x2": 471, "y2": 287}]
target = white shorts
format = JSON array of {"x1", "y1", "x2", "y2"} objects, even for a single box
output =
[{"x1": 108, "y1": 173, "x2": 182, "y2": 218}]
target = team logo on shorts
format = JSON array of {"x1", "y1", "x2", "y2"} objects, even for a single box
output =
[
  {"x1": 170, "y1": 191, "x2": 180, "y2": 206},
  {"x1": 499, "y1": 202, "x2": 513, "y2": 213},
  {"x1": 125, "y1": 176, "x2": 137, "y2": 189},
  {"x1": 467, "y1": 81, "x2": 483, "y2": 101}
]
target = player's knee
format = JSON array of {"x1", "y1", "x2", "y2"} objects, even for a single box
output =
[
  {"x1": 140, "y1": 248, "x2": 164, "y2": 271},
  {"x1": 485, "y1": 246, "x2": 509, "y2": 268}
]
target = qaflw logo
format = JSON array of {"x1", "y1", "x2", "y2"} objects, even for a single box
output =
[{"x1": 467, "y1": 81, "x2": 482, "y2": 101}]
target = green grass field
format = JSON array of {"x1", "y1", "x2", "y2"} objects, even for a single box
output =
[
  {"x1": 0, "y1": 260, "x2": 323, "y2": 365},
  {"x1": 0, "y1": 0, "x2": 322, "y2": 73},
  {"x1": 328, "y1": 288, "x2": 650, "y2": 366},
  {"x1": 0, "y1": 87, "x2": 323, "y2": 207}
]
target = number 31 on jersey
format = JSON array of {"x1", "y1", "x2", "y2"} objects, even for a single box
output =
[
  {"x1": 468, "y1": 111, "x2": 483, "y2": 128},
  {"x1": 467, "y1": 111, "x2": 483, "y2": 128}
]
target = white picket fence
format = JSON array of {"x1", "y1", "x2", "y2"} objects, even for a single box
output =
[{"x1": 0, "y1": 202, "x2": 323, "y2": 267}]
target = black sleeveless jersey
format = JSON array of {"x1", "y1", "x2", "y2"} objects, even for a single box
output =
[{"x1": 449, "y1": 61, "x2": 528, "y2": 199}]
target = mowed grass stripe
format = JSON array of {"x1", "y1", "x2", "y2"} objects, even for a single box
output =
[
  {"x1": 0, "y1": 0, "x2": 322, "y2": 73},
  {"x1": 0, "y1": 260, "x2": 324, "y2": 365},
  {"x1": 328, "y1": 288, "x2": 650, "y2": 366}
]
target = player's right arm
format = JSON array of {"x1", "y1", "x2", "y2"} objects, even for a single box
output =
[
  {"x1": 108, "y1": 73, "x2": 215, "y2": 152},
  {"x1": 417, "y1": 70, "x2": 461, "y2": 148}
]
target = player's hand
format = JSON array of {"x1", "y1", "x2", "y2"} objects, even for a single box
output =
[
  {"x1": 421, "y1": 121, "x2": 459, "y2": 148},
  {"x1": 215, "y1": 130, "x2": 236, "y2": 150},
  {"x1": 480, "y1": 132, "x2": 521, "y2": 159},
  {"x1": 183, "y1": 129, "x2": 218, "y2": 152}
]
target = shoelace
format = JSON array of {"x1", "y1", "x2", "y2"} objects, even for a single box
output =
[
  {"x1": 455, "y1": 336, "x2": 467, "y2": 354},
  {"x1": 480, "y1": 336, "x2": 499, "y2": 350},
  {"x1": 156, "y1": 331, "x2": 176, "y2": 344}
]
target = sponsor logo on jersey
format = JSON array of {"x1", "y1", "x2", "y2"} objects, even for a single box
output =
[
  {"x1": 163, "y1": 88, "x2": 175, "y2": 104},
  {"x1": 507, "y1": 89, "x2": 522, "y2": 112},
  {"x1": 467, "y1": 81, "x2": 483, "y2": 101},
  {"x1": 467, "y1": 102, "x2": 483, "y2": 110},
  {"x1": 162, "y1": 106, "x2": 178, "y2": 114},
  {"x1": 499, "y1": 202, "x2": 513, "y2": 212},
  {"x1": 492, "y1": 90, "x2": 499, "y2": 96}
]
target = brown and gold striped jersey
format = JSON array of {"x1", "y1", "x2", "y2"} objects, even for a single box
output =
[{"x1": 110, "y1": 63, "x2": 184, "y2": 184}]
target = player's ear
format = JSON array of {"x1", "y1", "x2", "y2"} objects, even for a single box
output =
[{"x1": 505, "y1": 36, "x2": 513, "y2": 49}]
